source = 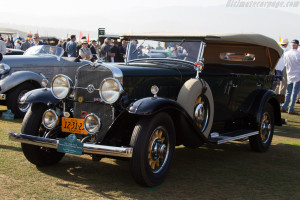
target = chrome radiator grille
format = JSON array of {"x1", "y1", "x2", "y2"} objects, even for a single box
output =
[{"x1": 73, "y1": 64, "x2": 113, "y2": 136}]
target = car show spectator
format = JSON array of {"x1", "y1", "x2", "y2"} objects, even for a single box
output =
[
  {"x1": 66, "y1": 35, "x2": 77, "y2": 57},
  {"x1": 90, "y1": 40, "x2": 98, "y2": 62},
  {"x1": 156, "y1": 42, "x2": 164, "y2": 50},
  {"x1": 56, "y1": 40, "x2": 64, "y2": 48},
  {"x1": 62, "y1": 38, "x2": 70, "y2": 57},
  {"x1": 30, "y1": 34, "x2": 43, "y2": 46},
  {"x1": 0, "y1": 39, "x2": 6, "y2": 55},
  {"x1": 14, "y1": 39, "x2": 21, "y2": 50},
  {"x1": 281, "y1": 39, "x2": 300, "y2": 115},
  {"x1": 0, "y1": 34, "x2": 3, "y2": 41},
  {"x1": 79, "y1": 39, "x2": 92, "y2": 60},
  {"x1": 275, "y1": 38, "x2": 289, "y2": 101},
  {"x1": 5, "y1": 38, "x2": 13, "y2": 48},
  {"x1": 119, "y1": 40, "x2": 127, "y2": 61},
  {"x1": 21, "y1": 38, "x2": 31, "y2": 51},
  {"x1": 110, "y1": 39, "x2": 123, "y2": 62},
  {"x1": 100, "y1": 37, "x2": 114, "y2": 62}
]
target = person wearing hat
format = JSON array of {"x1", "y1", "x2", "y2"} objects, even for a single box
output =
[
  {"x1": 30, "y1": 33, "x2": 43, "y2": 46},
  {"x1": 281, "y1": 39, "x2": 300, "y2": 114},
  {"x1": 90, "y1": 40, "x2": 98, "y2": 61},
  {"x1": 79, "y1": 39, "x2": 92, "y2": 60},
  {"x1": 275, "y1": 38, "x2": 289, "y2": 100}
]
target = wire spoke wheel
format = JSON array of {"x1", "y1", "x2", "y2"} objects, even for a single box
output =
[{"x1": 148, "y1": 127, "x2": 169, "y2": 173}]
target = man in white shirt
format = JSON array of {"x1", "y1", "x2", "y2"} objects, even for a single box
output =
[
  {"x1": 275, "y1": 38, "x2": 288, "y2": 98},
  {"x1": 0, "y1": 39, "x2": 6, "y2": 55},
  {"x1": 281, "y1": 39, "x2": 300, "y2": 114}
]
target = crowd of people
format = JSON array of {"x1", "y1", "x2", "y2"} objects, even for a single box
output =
[
  {"x1": 56, "y1": 35, "x2": 127, "y2": 63},
  {"x1": 275, "y1": 38, "x2": 300, "y2": 115}
]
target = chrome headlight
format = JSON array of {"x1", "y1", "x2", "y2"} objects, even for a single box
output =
[
  {"x1": 84, "y1": 113, "x2": 101, "y2": 134},
  {"x1": 0, "y1": 63, "x2": 10, "y2": 75},
  {"x1": 51, "y1": 75, "x2": 73, "y2": 99},
  {"x1": 99, "y1": 78, "x2": 123, "y2": 104},
  {"x1": 42, "y1": 109, "x2": 59, "y2": 129}
]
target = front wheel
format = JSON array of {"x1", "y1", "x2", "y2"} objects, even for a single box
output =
[
  {"x1": 21, "y1": 103, "x2": 65, "y2": 166},
  {"x1": 130, "y1": 113, "x2": 176, "y2": 187},
  {"x1": 6, "y1": 82, "x2": 36, "y2": 118},
  {"x1": 249, "y1": 103, "x2": 274, "y2": 152}
]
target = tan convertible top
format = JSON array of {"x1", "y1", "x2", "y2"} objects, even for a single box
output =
[{"x1": 120, "y1": 33, "x2": 283, "y2": 57}]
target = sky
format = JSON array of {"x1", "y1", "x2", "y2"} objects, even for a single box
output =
[{"x1": 1, "y1": 0, "x2": 300, "y2": 42}]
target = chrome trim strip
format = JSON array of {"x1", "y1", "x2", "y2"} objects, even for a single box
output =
[
  {"x1": 216, "y1": 131, "x2": 259, "y2": 144},
  {"x1": 9, "y1": 132, "x2": 133, "y2": 158},
  {"x1": 102, "y1": 63, "x2": 123, "y2": 83}
]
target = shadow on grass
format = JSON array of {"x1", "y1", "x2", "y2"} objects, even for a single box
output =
[
  {"x1": 0, "y1": 144, "x2": 22, "y2": 152},
  {"x1": 36, "y1": 141, "x2": 300, "y2": 199}
]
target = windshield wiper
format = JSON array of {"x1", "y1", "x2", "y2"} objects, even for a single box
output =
[{"x1": 174, "y1": 39, "x2": 185, "y2": 51}]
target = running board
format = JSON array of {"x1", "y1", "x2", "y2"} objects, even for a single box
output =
[{"x1": 209, "y1": 130, "x2": 259, "y2": 144}]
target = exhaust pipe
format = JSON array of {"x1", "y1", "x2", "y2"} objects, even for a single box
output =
[{"x1": 9, "y1": 132, "x2": 133, "y2": 158}]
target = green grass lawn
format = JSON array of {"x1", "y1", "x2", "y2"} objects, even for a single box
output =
[{"x1": 0, "y1": 104, "x2": 299, "y2": 200}]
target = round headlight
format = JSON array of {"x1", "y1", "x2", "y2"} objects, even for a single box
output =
[
  {"x1": 84, "y1": 113, "x2": 101, "y2": 134},
  {"x1": 42, "y1": 109, "x2": 59, "y2": 129},
  {"x1": 51, "y1": 75, "x2": 73, "y2": 99},
  {"x1": 0, "y1": 63, "x2": 11, "y2": 75},
  {"x1": 99, "y1": 78, "x2": 123, "y2": 104}
]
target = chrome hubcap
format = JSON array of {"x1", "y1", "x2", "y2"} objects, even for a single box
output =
[
  {"x1": 261, "y1": 112, "x2": 271, "y2": 143},
  {"x1": 194, "y1": 96, "x2": 209, "y2": 132},
  {"x1": 17, "y1": 90, "x2": 31, "y2": 112},
  {"x1": 148, "y1": 127, "x2": 169, "y2": 173}
]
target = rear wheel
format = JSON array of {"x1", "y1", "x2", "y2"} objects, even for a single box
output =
[
  {"x1": 249, "y1": 103, "x2": 274, "y2": 152},
  {"x1": 6, "y1": 82, "x2": 36, "y2": 118},
  {"x1": 21, "y1": 103, "x2": 65, "y2": 166},
  {"x1": 130, "y1": 113, "x2": 175, "y2": 187}
]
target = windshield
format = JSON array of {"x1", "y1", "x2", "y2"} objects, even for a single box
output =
[
  {"x1": 24, "y1": 45, "x2": 64, "y2": 58},
  {"x1": 127, "y1": 40, "x2": 202, "y2": 63}
]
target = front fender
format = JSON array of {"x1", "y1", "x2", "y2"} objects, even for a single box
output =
[
  {"x1": 126, "y1": 97, "x2": 206, "y2": 147},
  {"x1": 0, "y1": 71, "x2": 43, "y2": 93},
  {"x1": 20, "y1": 88, "x2": 59, "y2": 105}
]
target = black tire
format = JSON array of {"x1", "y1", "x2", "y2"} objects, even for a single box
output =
[
  {"x1": 249, "y1": 103, "x2": 274, "y2": 152},
  {"x1": 21, "y1": 103, "x2": 65, "y2": 166},
  {"x1": 6, "y1": 82, "x2": 36, "y2": 118},
  {"x1": 130, "y1": 112, "x2": 176, "y2": 187}
]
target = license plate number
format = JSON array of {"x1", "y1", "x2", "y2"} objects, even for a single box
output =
[{"x1": 61, "y1": 117, "x2": 88, "y2": 135}]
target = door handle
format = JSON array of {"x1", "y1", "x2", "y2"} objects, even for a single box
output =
[
  {"x1": 256, "y1": 83, "x2": 262, "y2": 87},
  {"x1": 232, "y1": 84, "x2": 238, "y2": 88}
]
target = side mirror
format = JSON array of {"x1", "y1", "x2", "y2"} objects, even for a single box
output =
[{"x1": 0, "y1": 53, "x2": 2, "y2": 61}]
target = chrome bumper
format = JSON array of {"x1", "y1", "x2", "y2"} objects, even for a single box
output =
[{"x1": 9, "y1": 132, "x2": 133, "y2": 158}]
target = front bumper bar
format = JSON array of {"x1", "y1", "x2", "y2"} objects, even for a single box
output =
[{"x1": 9, "y1": 132, "x2": 133, "y2": 158}]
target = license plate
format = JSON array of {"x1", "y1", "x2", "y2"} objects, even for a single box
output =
[{"x1": 61, "y1": 117, "x2": 88, "y2": 135}]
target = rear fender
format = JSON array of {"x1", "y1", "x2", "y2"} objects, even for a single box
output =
[{"x1": 249, "y1": 90, "x2": 281, "y2": 126}]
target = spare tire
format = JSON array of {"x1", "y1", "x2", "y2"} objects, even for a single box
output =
[{"x1": 177, "y1": 78, "x2": 214, "y2": 138}]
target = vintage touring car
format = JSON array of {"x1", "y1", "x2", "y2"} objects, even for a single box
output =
[{"x1": 9, "y1": 33, "x2": 282, "y2": 187}]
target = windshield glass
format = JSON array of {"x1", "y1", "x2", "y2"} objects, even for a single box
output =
[
  {"x1": 127, "y1": 40, "x2": 201, "y2": 63},
  {"x1": 24, "y1": 45, "x2": 64, "y2": 58}
]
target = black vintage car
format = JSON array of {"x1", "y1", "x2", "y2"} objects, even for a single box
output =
[{"x1": 9, "y1": 34, "x2": 282, "y2": 187}]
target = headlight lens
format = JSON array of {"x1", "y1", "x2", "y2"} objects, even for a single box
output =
[
  {"x1": 99, "y1": 78, "x2": 123, "y2": 104},
  {"x1": 84, "y1": 113, "x2": 101, "y2": 134},
  {"x1": 0, "y1": 63, "x2": 11, "y2": 75},
  {"x1": 51, "y1": 75, "x2": 73, "y2": 99},
  {"x1": 42, "y1": 109, "x2": 59, "y2": 129}
]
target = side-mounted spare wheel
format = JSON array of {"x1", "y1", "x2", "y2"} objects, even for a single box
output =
[
  {"x1": 130, "y1": 112, "x2": 176, "y2": 187},
  {"x1": 21, "y1": 103, "x2": 65, "y2": 166},
  {"x1": 177, "y1": 78, "x2": 214, "y2": 138}
]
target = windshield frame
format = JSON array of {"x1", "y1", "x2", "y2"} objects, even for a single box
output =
[
  {"x1": 24, "y1": 45, "x2": 64, "y2": 60},
  {"x1": 125, "y1": 39, "x2": 203, "y2": 65}
]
